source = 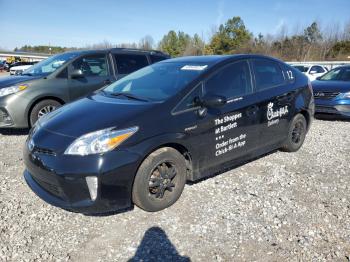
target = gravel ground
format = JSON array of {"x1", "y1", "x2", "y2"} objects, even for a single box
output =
[{"x1": 0, "y1": 119, "x2": 350, "y2": 261}]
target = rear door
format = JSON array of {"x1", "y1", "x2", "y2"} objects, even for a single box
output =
[
  {"x1": 113, "y1": 53, "x2": 149, "y2": 80},
  {"x1": 68, "y1": 53, "x2": 113, "y2": 101},
  {"x1": 251, "y1": 58, "x2": 294, "y2": 147}
]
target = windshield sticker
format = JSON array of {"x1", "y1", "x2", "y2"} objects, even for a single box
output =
[
  {"x1": 267, "y1": 102, "x2": 289, "y2": 127},
  {"x1": 181, "y1": 65, "x2": 208, "y2": 71}
]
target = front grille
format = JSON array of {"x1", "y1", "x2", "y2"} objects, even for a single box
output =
[
  {"x1": 33, "y1": 146, "x2": 56, "y2": 156},
  {"x1": 314, "y1": 91, "x2": 340, "y2": 99},
  {"x1": 32, "y1": 175, "x2": 62, "y2": 198},
  {"x1": 315, "y1": 105, "x2": 338, "y2": 114}
]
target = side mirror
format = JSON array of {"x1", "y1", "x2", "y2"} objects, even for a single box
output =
[
  {"x1": 309, "y1": 70, "x2": 317, "y2": 75},
  {"x1": 199, "y1": 94, "x2": 227, "y2": 108},
  {"x1": 70, "y1": 69, "x2": 84, "y2": 79}
]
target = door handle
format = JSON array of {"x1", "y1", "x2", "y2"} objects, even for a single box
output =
[
  {"x1": 246, "y1": 105, "x2": 259, "y2": 116},
  {"x1": 277, "y1": 92, "x2": 294, "y2": 102},
  {"x1": 104, "y1": 79, "x2": 111, "y2": 85}
]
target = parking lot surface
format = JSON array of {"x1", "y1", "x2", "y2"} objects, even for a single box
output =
[{"x1": 0, "y1": 119, "x2": 350, "y2": 261}]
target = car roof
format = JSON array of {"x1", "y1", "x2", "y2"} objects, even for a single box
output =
[
  {"x1": 61, "y1": 48, "x2": 169, "y2": 57},
  {"x1": 160, "y1": 54, "x2": 284, "y2": 67},
  {"x1": 332, "y1": 65, "x2": 350, "y2": 69}
]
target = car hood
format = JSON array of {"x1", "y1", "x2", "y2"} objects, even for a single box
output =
[
  {"x1": 38, "y1": 93, "x2": 158, "y2": 138},
  {"x1": 312, "y1": 80, "x2": 350, "y2": 93},
  {"x1": 0, "y1": 75, "x2": 42, "y2": 88}
]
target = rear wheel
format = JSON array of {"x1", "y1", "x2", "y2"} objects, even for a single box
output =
[
  {"x1": 281, "y1": 113, "x2": 307, "y2": 152},
  {"x1": 29, "y1": 99, "x2": 62, "y2": 127},
  {"x1": 132, "y1": 147, "x2": 187, "y2": 212}
]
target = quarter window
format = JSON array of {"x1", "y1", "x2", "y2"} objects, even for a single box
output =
[
  {"x1": 57, "y1": 67, "x2": 68, "y2": 78},
  {"x1": 115, "y1": 54, "x2": 149, "y2": 74},
  {"x1": 205, "y1": 60, "x2": 252, "y2": 98},
  {"x1": 174, "y1": 84, "x2": 203, "y2": 113},
  {"x1": 71, "y1": 54, "x2": 108, "y2": 77},
  {"x1": 252, "y1": 59, "x2": 285, "y2": 91}
]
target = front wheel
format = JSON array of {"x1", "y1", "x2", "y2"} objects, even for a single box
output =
[
  {"x1": 281, "y1": 113, "x2": 307, "y2": 152},
  {"x1": 29, "y1": 99, "x2": 62, "y2": 127},
  {"x1": 132, "y1": 147, "x2": 187, "y2": 212}
]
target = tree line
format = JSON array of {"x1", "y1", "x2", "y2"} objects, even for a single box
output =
[{"x1": 14, "y1": 16, "x2": 350, "y2": 61}]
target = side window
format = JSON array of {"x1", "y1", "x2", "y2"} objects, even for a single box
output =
[
  {"x1": 311, "y1": 66, "x2": 325, "y2": 73},
  {"x1": 340, "y1": 68, "x2": 350, "y2": 81},
  {"x1": 71, "y1": 54, "x2": 108, "y2": 77},
  {"x1": 115, "y1": 54, "x2": 149, "y2": 74},
  {"x1": 150, "y1": 55, "x2": 167, "y2": 64},
  {"x1": 174, "y1": 84, "x2": 203, "y2": 113},
  {"x1": 252, "y1": 59, "x2": 285, "y2": 91},
  {"x1": 205, "y1": 60, "x2": 252, "y2": 98}
]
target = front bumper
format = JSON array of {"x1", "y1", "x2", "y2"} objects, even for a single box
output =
[
  {"x1": 315, "y1": 98, "x2": 350, "y2": 118},
  {"x1": 23, "y1": 140, "x2": 142, "y2": 214},
  {"x1": 0, "y1": 93, "x2": 30, "y2": 128}
]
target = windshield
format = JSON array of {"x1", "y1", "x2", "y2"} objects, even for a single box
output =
[
  {"x1": 319, "y1": 67, "x2": 350, "y2": 81},
  {"x1": 103, "y1": 62, "x2": 207, "y2": 101},
  {"x1": 293, "y1": 65, "x2": 309, "y2": 73},
  {"x1": 22, "y1": 52, "x2": 79, "y2": 76}
]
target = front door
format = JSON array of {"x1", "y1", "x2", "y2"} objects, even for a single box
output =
[
  {"x1": 68, "y1": 54, "x2": 113, "y2": 101},
  {"x1": 174, "y1": 60, "x2": 261, "y2": 179}
]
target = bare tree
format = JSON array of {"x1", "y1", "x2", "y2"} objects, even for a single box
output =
[{"x1": 138, "y1": 35, "x2": 155, "y2": 50}]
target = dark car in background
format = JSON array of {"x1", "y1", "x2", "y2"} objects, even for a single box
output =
[
  {"x1": 312, "y1": 65, "x2": 350, "y2": 118},
  {"x1": 23, "y1": 55, "x2": 314, "y2": 214},
  {"x1": 0, "y1": 48, "x2": 169, "y2": 128}
]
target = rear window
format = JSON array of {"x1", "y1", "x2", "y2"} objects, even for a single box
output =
[
  {"x1": 114, "y1": 54, "x2": 149, "y2": 74},
  {"x1": 293, "y1": 65, "x2": 309, "y2": 73},
  {"x1": 150, "y1": 55, "x2": 167, "y2": 64},
  {"x1": 252, "y1": 59, "x2": 285, "y2": 91}
]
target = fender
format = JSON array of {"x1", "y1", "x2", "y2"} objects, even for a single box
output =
[{"x1": 125, "y1": 132, "x2": 200, "y2": 180}]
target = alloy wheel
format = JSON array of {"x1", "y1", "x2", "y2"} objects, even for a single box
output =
[
  {"x1": 38, "y1": 105, "x2": 56, "y2": 118},
  {"x1": 148, "y1": 162, "x2": 177, "y2": 199}
]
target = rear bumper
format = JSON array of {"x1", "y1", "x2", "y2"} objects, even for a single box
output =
[
  {"x1": 315, "y1": 98, "x2": 350, "y2": 118},
  {"x1": 23, "y1": 142, "x2": 142, "y2": 214}
]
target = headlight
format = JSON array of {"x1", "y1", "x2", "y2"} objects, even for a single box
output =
[
  {"x1": 337, "y1": 92, "x2": 350, "y2": 99},
  {"x1": 64, "y1": 126, "x2": 138, "y2": 156},
  {"x1": 0, "y1": 84, "x2": 28, "y2": 97}
]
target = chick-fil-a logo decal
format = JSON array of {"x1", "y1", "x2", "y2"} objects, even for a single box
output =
[{"x1": 267, "y1": 102, "x2": 289, "y2": 126}]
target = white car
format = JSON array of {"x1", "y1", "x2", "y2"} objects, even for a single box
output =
[
  {"x1": 292, "y1": 65, "x2": 328, "y2": 81},
  {"x1": 10, "y1": 65, "x2": 33, "y2": 75}
]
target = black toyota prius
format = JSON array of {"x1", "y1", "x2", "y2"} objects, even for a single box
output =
[{"x1": 23, "y1": 55, "x2": 314, "y2": 214}]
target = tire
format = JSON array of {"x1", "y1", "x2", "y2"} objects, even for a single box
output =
[
  {"x1": 281, "y1": 113, "x2": 307, "y2": 152},
  {"x1": 132, "y1": 147, "x2": 187, "y2": 212},
  {"x1": 29, "y1": 99, "x2": 62, "y2": 127}
]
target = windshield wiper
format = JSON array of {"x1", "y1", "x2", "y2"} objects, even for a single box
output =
[
  {"x1": 109, "y1": 92, "x2": 150, "y2": 102},
  {"x1": 21, "y1": 73, "x2": 33, "y2": 76}
]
